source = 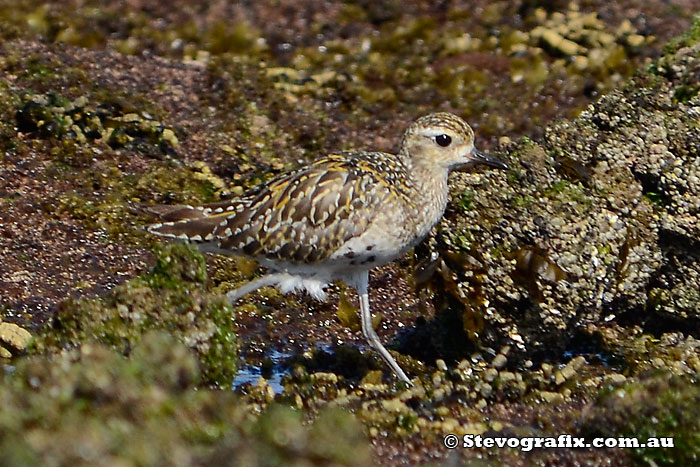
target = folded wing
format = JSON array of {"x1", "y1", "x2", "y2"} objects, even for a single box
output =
[{"x1": 147, "y1": 155, "x2": 393, "y2": 263}]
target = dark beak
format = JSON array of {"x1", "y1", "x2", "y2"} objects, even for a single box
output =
[{"x1": 470, "y1": 149, "x2": 509, "y2": 170}]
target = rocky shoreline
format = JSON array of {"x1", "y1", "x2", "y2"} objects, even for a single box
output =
[{"x1": 1, "y1": 2, "x2": 699, "y2": 465}]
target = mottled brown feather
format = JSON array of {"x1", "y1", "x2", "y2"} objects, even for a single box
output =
[{"x1": 148, "y1": 151, "x2": 414, "y2": 263}]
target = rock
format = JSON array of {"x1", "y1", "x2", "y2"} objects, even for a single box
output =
[
  {"x1": 583, "y1": 372, "x2": 700, "y2": 465},
  {"x1": 603, "y1": 373, "x2": 627, "y2": 385},
  {"x1": 484, "y1": 368, "x2": 498, "y2": 382},
  {"x1": 0, "y1": 322, "x2": 32, "y2": 355},
  {"x1": 555, "y1": 356, "x2": 586, "y2": 385},
  {"x1": 441, "y1": 32, "x2": 700, "y2": 361},
  {"x1": 539, "y1": 391, "x2": 564, "y2": 403},
  {"x1": 491, "y1": 354, "x2": 507, "y2": 369},
  {"x1": 478, "y1": 382, "x2": 493, "y2": 398},
  {"x1": 540, "y1": 29, "x2": 582, "y2": 56},
  {"x1": 499, "y1": 371, "x2": 517, "y2": 383},
  {"x1": 572, "y1": 55, "x2": 589, "y2": 71},
  {"x1": 33, "y1": 243, "x2": 240, "y2": 385},
  {"x1": 541, "y1": 363, "x2": 553, "y2": 379},
  {"x1": 626, "y1": 34, "x2": 645, "y2": 47}
]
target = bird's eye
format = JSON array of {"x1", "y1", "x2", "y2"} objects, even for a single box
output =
[{"x1": 435, "y1": 134, "x2": 452, "y2": 147}]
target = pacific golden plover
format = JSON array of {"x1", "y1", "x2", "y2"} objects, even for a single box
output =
[{"x1": 147, "y1": 113, "x2": 508, "y2": 384}]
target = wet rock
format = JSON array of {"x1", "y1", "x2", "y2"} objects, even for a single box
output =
[
  {"x1": 537, "y1": 28, "x2": 582, "y2": 56},
  {"x1": 484, "y1": 368, "x2": 498, "y2": 382},
  {"x1": 538, "y1": 390, "x2": 564, "y2": 404},
  {"x1": 436, "y1": 358, "x2": 447, "y2": 371},
  {"x1": 0, "y1": 3, "x2": 699, "y2": 465},
  {"x1": 602, "y1": 373, "x2": 626, "y2": 385},
  {"x1": 16, "y1": 92, "x2": 179, "y2": 159}
]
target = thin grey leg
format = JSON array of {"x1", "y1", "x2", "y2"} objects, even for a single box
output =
[
  {"x1": 227, "y1": 273, "x2": 286, "y2": 303},
  {"x1": 352, "y1": 270, "x2": 411, "y2": 385}
]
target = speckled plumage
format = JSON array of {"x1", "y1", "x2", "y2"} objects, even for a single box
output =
[
  {"x1": 151, "y1": 152, "x2": 416, "y2": 264},
  {"x1": 147, "y1": 112, "x2": 508, "y2": 384}
]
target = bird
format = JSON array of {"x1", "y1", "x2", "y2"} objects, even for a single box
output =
[{"x1": 145, "y1": 113, "x2": 509, "y2": 385}]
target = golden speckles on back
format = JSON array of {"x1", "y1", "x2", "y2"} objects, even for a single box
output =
[{"x1": 149, "y1": 151, "x2": 415, "y2": 264}]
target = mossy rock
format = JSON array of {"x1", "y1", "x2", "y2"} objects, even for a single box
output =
[
  {"x1": 583, "y1": 371, "x2": 700, "y2": 465},
  {"x1": 34, "y1": 242, "x2": 239, "y2": 386},
  {"x1": 0, "y1": 334, "x2": 372, "y2": 466},
  {"x1": 15, "y1": 92, "x2": 178, "y2": 159}
]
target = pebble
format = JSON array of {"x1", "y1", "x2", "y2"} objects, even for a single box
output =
[
  {"x1": 484, "y1": 368, "x2": 499, "y2": 382},
  {"x1": 539, "y1": 391, "x2": 564, "y2": 403},
  {"x1": 491, "y1": 354, "x2": 507, "y2": 369},
  {"x1": 555, "y1": 356, "x2": 586, "y2": 385},
  {"x1": 603, "y1": 373, "x2": 627, "y2": 384}
]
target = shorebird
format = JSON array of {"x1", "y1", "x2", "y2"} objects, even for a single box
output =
[{"x1": 146, "y1": 113, "x2": 508, "y2": 384}]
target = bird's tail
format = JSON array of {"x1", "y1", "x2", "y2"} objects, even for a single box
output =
[
  {"x1": 137, "y1": 203, "x2": 220, "y2": 222},
  {"x1": 137, "y1": 203, "x2": 226, "y2": 242}
]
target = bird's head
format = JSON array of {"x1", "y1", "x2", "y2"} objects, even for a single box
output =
[{"x1": 399, "y1": 112, "x2": 509, "y2": 172}]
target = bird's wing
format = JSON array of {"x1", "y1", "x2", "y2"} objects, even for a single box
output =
[{"x1": 148, "y1": 153, "x2": 401, "y2": 263}]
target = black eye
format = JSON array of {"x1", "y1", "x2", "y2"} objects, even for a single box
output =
[{"x1": 435, "y1": 134, "x2": 452, "y2": 147}]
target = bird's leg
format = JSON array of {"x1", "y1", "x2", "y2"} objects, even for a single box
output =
[
  {"x1": 227, "y1": 273, "x2": 287, "y2": 303},
  {"x1": 352, "y1": 270, "x2": 411, "y2": 385}
]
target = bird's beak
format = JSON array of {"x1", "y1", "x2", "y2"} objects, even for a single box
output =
[
  {"x1": 470, "y1": 148, "x2": 509, "y2": 169},
  {"x1": 455, "y1": 148, "x2": 509, "y2": 171}
]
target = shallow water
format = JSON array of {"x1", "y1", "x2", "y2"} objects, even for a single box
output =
[{"x1": 233, "y1": 348, "x2": 290, "y2": 393}]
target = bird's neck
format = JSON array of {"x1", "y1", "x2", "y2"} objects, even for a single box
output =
[{"x1": 406, "y1": 159, "x2": 451, "y2": 238}]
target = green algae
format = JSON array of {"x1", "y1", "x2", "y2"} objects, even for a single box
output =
[
  {"x1": 0, "y1": 0, "x2": 675, "y2": 160},
  {"x1": 643, "y1": 191, "x2": 667, "y2": 208},
  {"x1": 15, "y1": 84, "x2": 227, "y2": 243},
  {"x1": 458, "y1": 190, "x2": 474, "y2": 211},
  {"x1": 33, "y1": 243, "x2": 239, "y2": 386},
  {"x1": 48, "y1": 160, "x2": 222, "y2": 245},
  {"x1": 664, "y1": 14, "x2": 700, "y2": 53},
  {"x1": 673, "y1": 82, "x2": 700, "y2": 102},
  {"x1": 0, "y1": 0, "x2": 683, "y2": 150},
  {"x1": 0, "y1": 1, "x2": 270, "y2": 59},
  {"x1": 1, "y1": 333, "x2": 372, "y2": 466},
  {"x1": 584, "y1": 372, "x2": 700, "y2": 466}
]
